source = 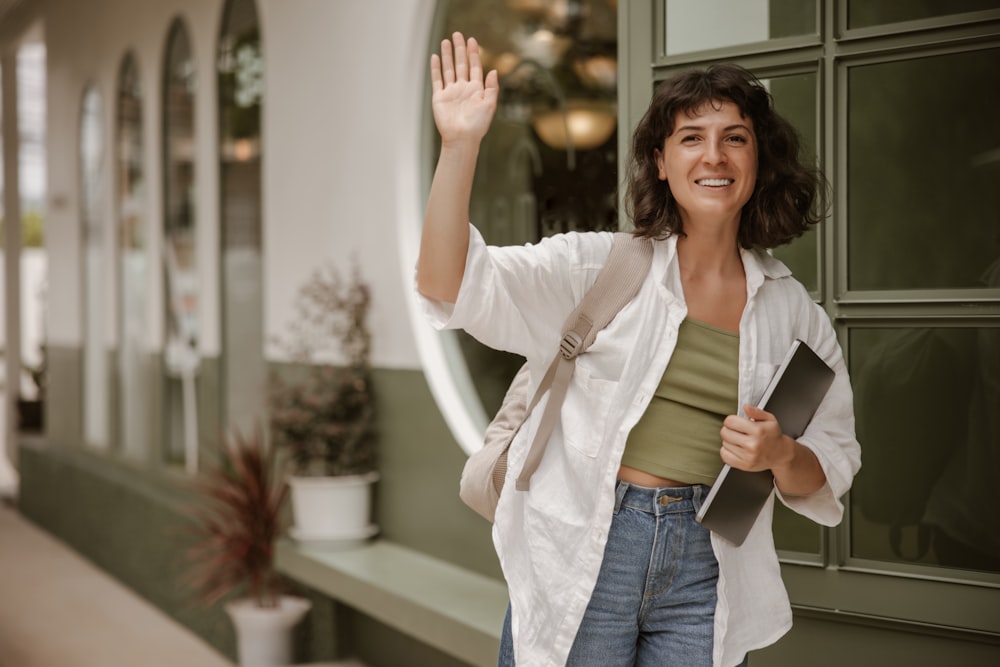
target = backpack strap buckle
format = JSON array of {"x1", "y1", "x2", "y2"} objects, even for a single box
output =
[{"x1": 560, "y1": 330, "x2": 584, "y2": 359}]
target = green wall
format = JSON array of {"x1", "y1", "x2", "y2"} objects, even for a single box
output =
[{"x1": 755, "y1": 613, "x2": 1000, "y2": 667}]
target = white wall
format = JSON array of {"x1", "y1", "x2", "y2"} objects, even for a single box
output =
[
  {"x1": 42, "y1": 0, "x2": 435, "y2": 369},
  {"x1": 260, "y1": 0, "x2": 432, "y2": 369}
]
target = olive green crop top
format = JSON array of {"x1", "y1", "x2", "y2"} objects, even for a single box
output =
[{"x1": 620, "y1": 317, "x2": 740, "y2": 486}]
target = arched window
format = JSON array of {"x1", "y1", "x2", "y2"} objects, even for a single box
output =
[
  {"x1": 217, "y1": 0, "x2": 263, "y2": 436},
  {"x1": 115, "y1": 52, "x2": 147, "y2": 461},
  {"x1": 80, "y1": 84, "x2": 109, "y2": 452},
  {"x1": 162, "y1": 18, "x2": 199, "y2": 471},
  {"x1": 425, "y1": 0, "x2": 619, "y2": 451}
]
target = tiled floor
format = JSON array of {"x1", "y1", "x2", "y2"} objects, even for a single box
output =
[
  {"x1": 0, "y1": 501, "x2": 235, "y2": 666},
  {"x1": 0, "y1": 501, "x2": 365, "y2": 667}
]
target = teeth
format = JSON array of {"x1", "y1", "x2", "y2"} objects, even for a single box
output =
[{"x1": 696, "y1": 178, "x2": 733, "y2": 187}]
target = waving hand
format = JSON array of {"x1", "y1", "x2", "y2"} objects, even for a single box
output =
[{"x1": 429, "y1": 32, "x2": 499, "y2": 147}]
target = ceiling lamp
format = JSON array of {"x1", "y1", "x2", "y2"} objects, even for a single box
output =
[{"x1": 532, "y1": 100, "x2": 617, "y2": 151}]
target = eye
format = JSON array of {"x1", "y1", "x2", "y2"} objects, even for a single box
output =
[
  {"x1": 726, "y1": 134, "x2": 749, "y2": 145},
  {"x1": 680, "y1": 134, "x2": 700, "y2": 144}
]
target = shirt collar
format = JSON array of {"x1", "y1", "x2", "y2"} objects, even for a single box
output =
[{"x1": 654, "y1": 235, "x2": 793, "y2": 284}]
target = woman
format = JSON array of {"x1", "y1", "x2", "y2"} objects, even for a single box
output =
[{"x1": 417, "y1": 33, "x2": 861, "y2": 667}]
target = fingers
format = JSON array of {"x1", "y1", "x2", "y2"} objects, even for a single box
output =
[
  {"x1": 484, "y1": 68, "x2": 500, "y2": 100},
  {"x1": 720, "y1": 431, "x2": 759, "y2": 471},
  {"x1": 743, "y1": 405, "x2": 775, "y2": 422},
  {"x1": 429, "y1": 54, "x2": 442, "y2": 92},
  {"x1": 467, "y1": 36, "x2": 482, "y2": 84},
  {"x1": 431, "y1": 32, "x2": 494, "y2": 91},
  {"x1": 720, "y1": 408, "x2": 789, "y2": 471},
  {"x1": 441, "y1": 35, "x2": 456, "y2": 85},
  {"x1": 453, "y1": 33, "x2": 469, "y2": 82}
]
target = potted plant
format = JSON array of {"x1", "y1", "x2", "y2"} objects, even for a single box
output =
[
  {"x1": 269, "y1": 260, "x2": 378, "y2": 546},
  {"x1": 184, "y1": 425, "x2": 311, "y2": 667}
]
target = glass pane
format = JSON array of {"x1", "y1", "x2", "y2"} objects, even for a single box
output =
[
  {"x1": 850, "y1": 327, "x2": 1000, "y2": 574},
  {"x1": 163, "y1": 21, "x2": 198, "y2": 468},
  {"x1": 15, "y1": 43, "x2": 48, "y2": 438},
  {"x1": 219, "y1": 0, "x2": 264, "y2": 436},
  {"x1": 665, "y1": 0, "x2": 816, "y2": 55},
  {"x1": 847, "y1": 49, "x2": 1000, "y2": 291},
  {"x1": 848, "y1": 0, "x2": 1000, "y2": 29},
  {"x1": 767, "y1": 71, "x2": 819, "y2": 294},
  {"x1": 81, "y1": 86, "x2": 109, "y2": 451},
  {"x1": 774, "y1": 501, "x2": 821, "y2": 554},
  {"x1": 117, "y1": 54, "x2": 147, "y2": 461},
  {"x1": 438, "y1": 0, "x2": 619, "y2": 413}
]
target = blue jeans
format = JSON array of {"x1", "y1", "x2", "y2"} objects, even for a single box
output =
[{"x1": 499, "y1": 481, "x2": 748, "y2": 666}]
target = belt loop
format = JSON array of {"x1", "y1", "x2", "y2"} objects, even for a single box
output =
[
  {"x1": 692, "y1": 484, "x2": 705, "y2": 512},
  {"x1": 613, "y1": 480, "x2": 629, "y2": 514}
]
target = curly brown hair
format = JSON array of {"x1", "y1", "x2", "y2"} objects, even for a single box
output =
[{"x1": 625, "y1": 63, "x2": 826, "y2": 249}]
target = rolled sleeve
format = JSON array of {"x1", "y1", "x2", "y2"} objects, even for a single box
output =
[
  {"x1": 777, "y1": 305, "x2": 862, "y2": 525},
  {"x1": 414, "y1": 224, "x2": 489, "y2": 331}
]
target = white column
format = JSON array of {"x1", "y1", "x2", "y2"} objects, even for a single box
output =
[{"x1": 1, "y1": 46, "x2": 23, "y2": 498}]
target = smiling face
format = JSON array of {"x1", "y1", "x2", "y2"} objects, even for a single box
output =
[{"x1": 654, "y1": 100, "x2": 758, "y2": 230}]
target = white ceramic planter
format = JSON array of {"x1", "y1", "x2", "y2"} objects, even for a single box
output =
[
  {"x1": 225, "y1": 595, "x2": 311, "y2": 667},
  {"x1": 288, "y1": 472, "x2": 379, "y2": 547}
]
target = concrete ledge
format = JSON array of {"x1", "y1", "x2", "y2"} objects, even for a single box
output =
[{"x1": 275, "y1": 539, "x2": 507, "y2": 667}]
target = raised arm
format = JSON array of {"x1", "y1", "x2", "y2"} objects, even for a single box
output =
[{"x1": 417, "y1": 32, "x2": 499, "y2": 303}]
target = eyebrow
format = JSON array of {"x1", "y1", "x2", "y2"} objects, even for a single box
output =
[{"x1": 674, "y1": 123, "x2": 752, "y2": 134}]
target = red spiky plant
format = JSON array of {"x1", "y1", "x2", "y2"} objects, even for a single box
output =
[{"x1": 184, "y1": 424, "x2": 288, "y2": 608}]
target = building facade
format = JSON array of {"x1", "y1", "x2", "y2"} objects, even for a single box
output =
[{"x1": 1, "y1": 0, "x2": 998, "y2": 665}]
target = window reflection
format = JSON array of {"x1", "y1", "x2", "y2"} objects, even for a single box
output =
[
  {"x1": 81, "y1": 86, "x2": 109, "y2": 451},
  {"x1": 438, "y1": 0, "x2": 619, "y2": 413},
  {"x1": 218, "y1": 0, "x2": 264, "y2": 437},
  {"x1": 848, "y1": 48, "x2": 1000, "y2": 292},
  {"x1": 665, "y1": 0, "x2": 816, "y2": 55},
  {"x1": 163, "y1": 19, "x2": 199, "y2": 470},
  {"x1": 116, "y1": 53, "x2": 147, "y2": 461},
  {"x1": 851, "y1": 326, "x2": 1000, "y2": 574},
  {"x1": 848, "y1": 0, "x2": 1000, "y2": 29},
  {"x1": 767, "y1": 72, "x2": 819, "y2": 295}
]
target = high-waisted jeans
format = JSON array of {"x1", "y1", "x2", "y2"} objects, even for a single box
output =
[{"x1": 499, "y1": 480, "x2": 747, "y2": 666}]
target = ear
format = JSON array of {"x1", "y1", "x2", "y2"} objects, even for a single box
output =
[{"x1": 653, "y1": 148, "x2": 667, "y2": 181}]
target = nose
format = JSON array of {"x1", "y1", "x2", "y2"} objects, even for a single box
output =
[{"x1": 703, "y1": 139, "x2": 727, "y2": 165}]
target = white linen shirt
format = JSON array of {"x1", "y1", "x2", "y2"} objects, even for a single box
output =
[{"x1": 418, "y1": 225, "x2": 861, "y2": 667}]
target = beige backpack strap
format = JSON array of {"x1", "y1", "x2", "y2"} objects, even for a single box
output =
[{"x1": 515, "y1": 233, "x2": 654, "y2": 491}]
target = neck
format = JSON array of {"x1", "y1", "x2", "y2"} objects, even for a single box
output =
[{"x1": 676, "y1": 220, "x2": 742, "y2": 277}]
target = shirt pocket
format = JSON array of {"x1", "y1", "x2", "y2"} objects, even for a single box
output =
[{"x1": 562, "y1": 364, "x2": 615, "y2": 458}]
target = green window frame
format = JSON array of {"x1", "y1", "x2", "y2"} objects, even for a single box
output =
[{"x1": 621, "y1": 0, "x2": 1000, "y2": 642}]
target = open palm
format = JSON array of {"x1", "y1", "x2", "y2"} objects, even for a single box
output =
[{"x1": 430, "y1": 33, "x2": 499, "y2": 147}]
